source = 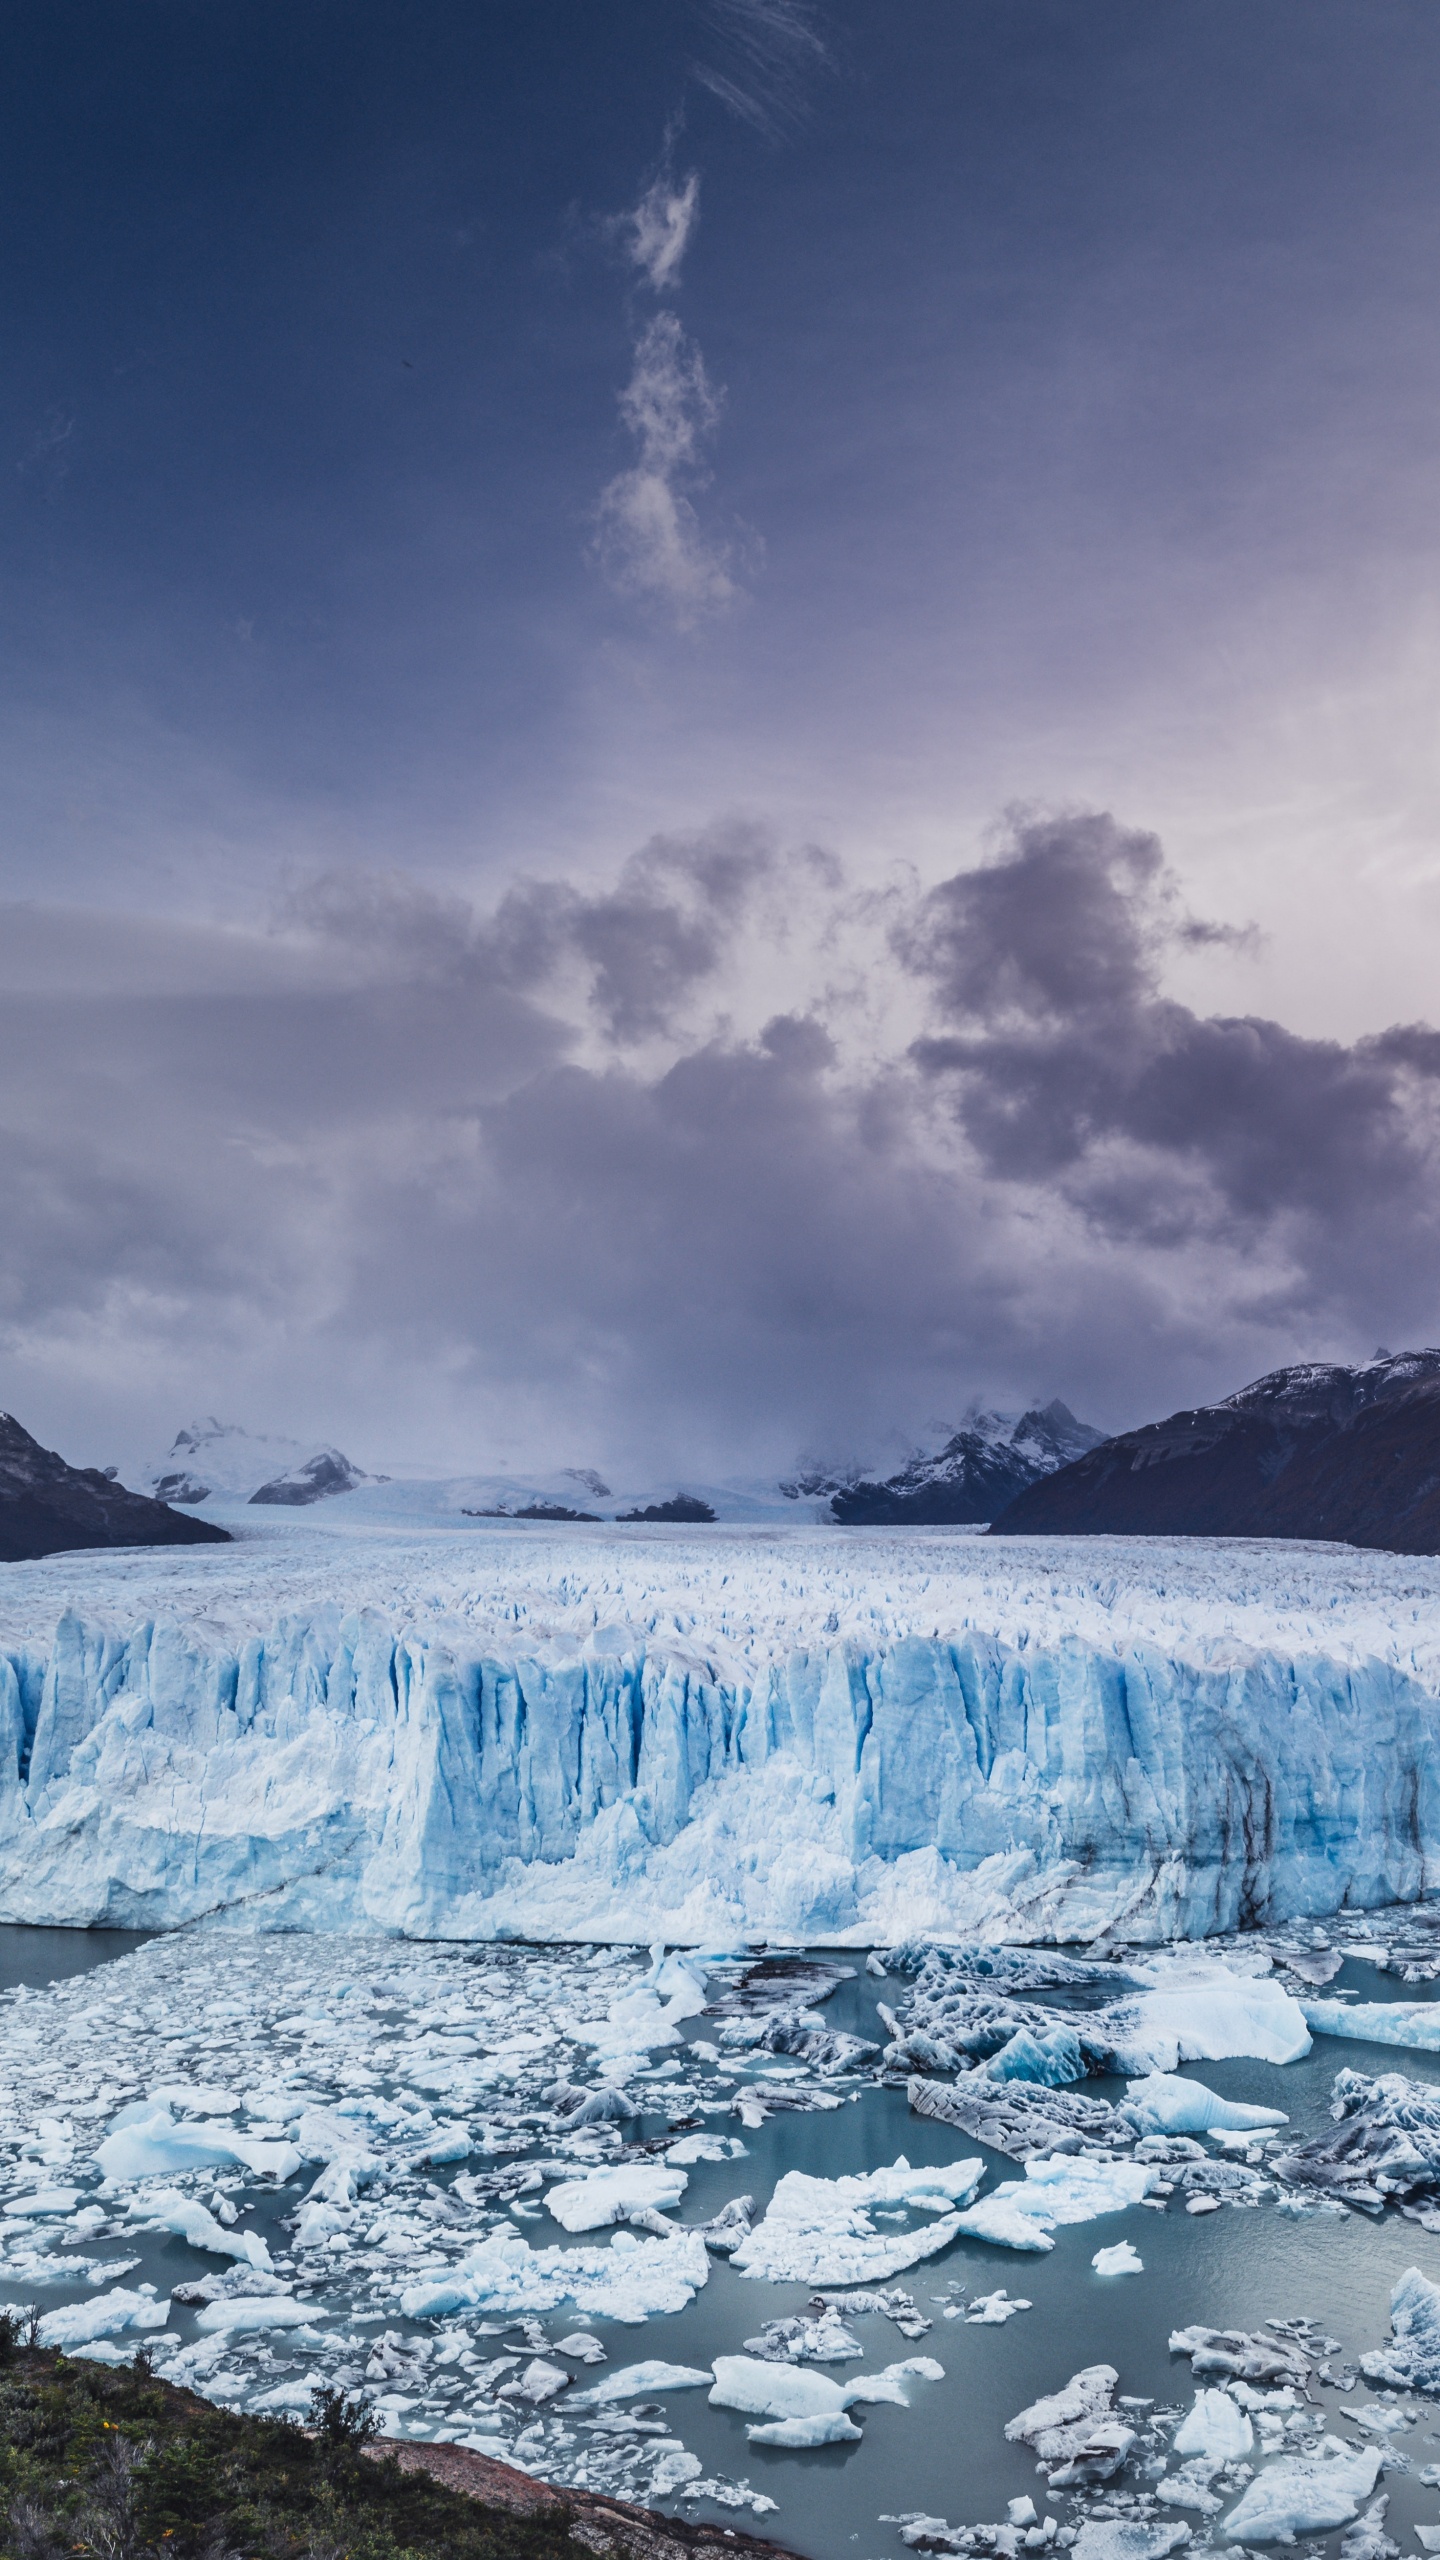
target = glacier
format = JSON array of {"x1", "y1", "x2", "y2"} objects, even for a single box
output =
[{"x1": 3, "y1": 1517, "x2": 1440, "y2": 1940}]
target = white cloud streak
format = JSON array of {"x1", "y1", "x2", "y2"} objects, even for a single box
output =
[
  {"x1": 594, "y1": 312, "x2": 735, "y2": 623},
  {"x1": 621, "y1": 167, "x2": 701, "y2": 291}
]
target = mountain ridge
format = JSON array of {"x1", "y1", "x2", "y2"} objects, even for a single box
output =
[
  {"x1": 992, "y1": 1350, "x2": 1440, "y2": 1552},
  {"x1": 0, "y1": 1413, "x2": 230, "y2": 1562},
  {"x1": 824, "y1": 1398, "x2": 1105, "y2": 1527}
]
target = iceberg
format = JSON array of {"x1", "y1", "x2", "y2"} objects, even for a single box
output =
[
  {"x1": 1086, "y1": 1974, "x2": 1311, "y2": 2074},
  {"x1": 1305, "y1": 1999, "x2": 1440, "y2": 2051},
  {"x1": 1222, "y1": 2441, "x2": 1382, "y2": 2541},
  {"x1": 399, "y1": 2225, "x2": 711, "y2": 2324},
  {"x1": 709, "y1": 2351, "x2": 943, "y2": 2443},
  {"x1": 131, "y1": 2186, "x2": 272, "y2": 2268},
  {"x1": 1360, "y1": 2265, "x2": 1440, "y2": 2392},
  {"x1": 38, "y1": 2287, "x2": 170, "y2": 2348},
  {"x1": 5, "y1": 1527, "x2": 1440, "y2": 1942},
  {"x1": 1091, "y1": 2241, "x2": 1143, "y2": 2276},
  {"x1": 544, "y1": 2162, "x2": 688, "y2": 2232},
  {"x1": 1172, "y1": 2387, "x2": 1253, "y2": 2465},
  {"x1": 1121, "y1": 2072, "x2": 1289, "y2": 2135},
  {"x1": 729, "y1": 2155, "x2": 983, "y2": 2285},
  {"x1": 95, "y1": 2101, "x2": 301, "y2": 2185},
  {"x1": 569, "y1": 2361, "x2": 711, "y2": 2404},
  {"x1": 953, "y1": 2153, "x2": 1156, "y2": 2253}
]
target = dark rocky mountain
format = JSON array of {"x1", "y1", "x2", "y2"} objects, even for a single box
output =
[
  {"x1": 0, "y1": 1412, "x2": 230, "y2": 1562},
  {"x1": 992, "y1": 1351, "x2": 1440, "y2": 1552},
  {"x1": 829, "y1": 1400, "x2": 1106, "y2": 1527},
  {"x1": 250, "y1": 1449, "x2": 378, "y2": 1506}
]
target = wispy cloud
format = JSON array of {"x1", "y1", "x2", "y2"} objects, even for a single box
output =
[
  {"x1": 594, "y1": 312, "x2": 735, "y2": 623},
  {"x1": 617, "y1": 166, "x2": 701, "y2": 291},
  {"x1": 691, "y1": 0, "x2": 831, "y2": 139}
]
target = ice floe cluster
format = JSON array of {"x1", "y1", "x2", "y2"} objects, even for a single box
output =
[{"x1": 5, "y1": 1523, "x2": 1440, "y2": 1940}]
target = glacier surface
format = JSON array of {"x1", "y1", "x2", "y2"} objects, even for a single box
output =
[{"x1": 3, "y1": 1518, "x2": 1440, "y2": 1940}]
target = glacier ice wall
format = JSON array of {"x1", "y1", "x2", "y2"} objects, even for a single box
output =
[{"x1": 2, "y1": 1524, "x2": 1439, "y2": 1942}]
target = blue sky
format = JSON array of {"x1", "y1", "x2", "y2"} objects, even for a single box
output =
[{"x1": 5, "y1": 1, "x2": 1440, "y2": 1473}]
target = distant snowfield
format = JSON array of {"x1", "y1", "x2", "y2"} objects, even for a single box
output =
[{"x1": 2, "y1": 1514, "x2": 1440, "y2": 1942}]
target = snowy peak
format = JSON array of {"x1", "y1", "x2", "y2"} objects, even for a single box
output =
[
  {"x1": 248, "y1": 1448, "x2": 384, "y2": 1507},
  {"x1": 824, "y1": 1399, "x2": 1105, "y2": 1527},
  {"x1": 147, "y1": 1420, "x2": 381, "y2": 1508}
]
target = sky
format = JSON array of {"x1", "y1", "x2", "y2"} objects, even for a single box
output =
[{"x1": 5, "y1": 0, "x2": 1440, "y2": 1479}]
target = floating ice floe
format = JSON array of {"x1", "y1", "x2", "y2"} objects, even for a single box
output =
[
  {"x1": 709, "y1": 2350, "x2": 943, "y2": 2445},
  {"x1": 908, "y1": 2074, "x2": 1131, "y2": 2161},
  {"x1": 1085, "y1": 1972, "x2": 1311, "y2": 2075},
  {"x1": 982, "y1": 2025, "x2": 1085, "y2": 2087},
  {"x1": 131, "y1": 2187, "x2": 272, "y2": 2268},
  {"x1": 1168, "y1": 2324, "x2": 1311, "y2": 2385},
  {"x1": 569, "y1": 2360, "x2": 711, "y2": 2404},
  {"x1": 544, "y1": 2161, "x2": 688, "y2": 2232},
  {"x1": 963, "y1": 2289, "x2": 1032, "y2": 2323},
  {"x1": 1305, "y1": 2000, "x2": 1440, "y2": 2052},
  {"x1": 194, "y1": 2295, "x2": 323, "y2": 2335},
  {"x1": 953, "y1": 2153, "x2": 1155, "y2": 2253},
  {"x1": 1120, "y1": 2072, "x2": 1288, "y2": 2137},
  {"x1": 1005, "y1": 2365, "x2": 1135, "y2": 2486},
  {"x1": 664, "y1": 2132, "x2": 747, "y2": 2165},
  {"x1": 1071, "y1": 2527, "x2": 1190, "y2": 2560},
  {"x1": 1171, "y1": 2386, "x2": 1253, "y2": 2465},
  {"x1": 1360, "y1": 2265, "x2": 1440, "y2": 2392},
  {"x1": 400, "y1": 2225, "x2": 711, "y2": 2323},
  {"x1": 1274, "y1": 2068, "x2": 1440, "y2": 2217},
  {"x1": 95, "y1": 2102, "x2": 302, "y2": 2185},
  {"x1": 1222, "y1": 2439, "x2": 1382, "y2": 2540},
  {"x1": 730, "y1": 2155, "x2": 983, "y2": 2285},
  {"x1": 38, "y1": 2286, "x2": 171, "y2": 2348},
  {"x1": 1091, "y1": 2242, "x2": 1143, "y2": 2276}
]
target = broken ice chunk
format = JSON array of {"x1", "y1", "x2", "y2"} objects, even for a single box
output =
[
  {"x1": 1121, "y1": 2072, "x2": 1287, "y2": 2137},
  {"x1": 545, "y1": 2162, "x2": 687, "y2": 2232},
  {"x1": 730, "y1": 2155, "x2": 981, "y2": 2286},
  {"x1": 1361, "y1": 2266, "x2": 1440, "y2": 2393},
  {"x1": 1172, "y1": 2387, "x2": 1253, "y2": 2465},
  {"x1": 570, "y1": 2361, "x2": 712, "y2": 2405},
  {"x1": 1223, "y1": 2439, "x2": 1382, "y2": 2541},
  {"x1": 1092, "y1": 2242, "x2": 1143, "y2": 2277},
  {"x1": 39, "y1": 2288, "x2": 171, "y2": 2348},
  {"x1": 747, "y1": 2411, "x2": 862, "y2": 2446}
]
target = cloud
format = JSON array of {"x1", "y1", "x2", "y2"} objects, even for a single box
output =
[
  {"x1": 5, "y1": 808, "x2": 1440, "y2": 1475},
  {"x1": 691, "y1": 0, "x2": 832, "y2": 138},
  {"x1": 904, "y1": 809, "x2": 1440, "y2": 1272},
  {"x1": 594, "y1": 313, "x2": 735, "y2": 622},
  {"x1": 616, "y1": 167, "x2": 701, "y2": 291}
]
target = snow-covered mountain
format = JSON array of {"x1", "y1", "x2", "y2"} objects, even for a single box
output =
[
  {"x1": 146, "y1": 1420, "x2": 381, "y2": 1508},
  {"x1": 996, "y1": 1350, "x2": 1440, "y2": 1551},
  {"x1": 819, "y1": 1399, "x2": 1106, "y2": 1526}
]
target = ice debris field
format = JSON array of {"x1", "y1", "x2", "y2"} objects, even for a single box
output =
[
  {"x1": 4, "y1": 1519, "x2": 1440, "y2": 1940},
  {"x1": 9, "y1": 1916, "x2": 1440, "y2": 2556}
]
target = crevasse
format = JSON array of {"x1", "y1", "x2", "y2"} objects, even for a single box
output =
[{"x1": 0, "y1": 1591, "x2": 1436, "y2": 1942}]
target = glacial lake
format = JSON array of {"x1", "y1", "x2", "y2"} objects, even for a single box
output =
[{"x1": 2, "y1": 1923, "x2": 1439, "y2": 2560}]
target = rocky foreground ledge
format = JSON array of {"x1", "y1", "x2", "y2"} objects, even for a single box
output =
[
  {"x1": 375, "y1": 2436, "x2": 803, "y2": 2557},
  {"x1": 0, "y1": 2347, "x2": 801, "y2": 2560}
]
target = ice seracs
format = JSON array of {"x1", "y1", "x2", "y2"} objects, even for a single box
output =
[{"x1": 4, "y1": 1522, "x2": 1440, "y2": 1940}]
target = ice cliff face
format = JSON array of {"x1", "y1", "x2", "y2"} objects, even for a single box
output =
[{"x1": 1, "y1": 1525, "x2": 1440, "y2": 1944}]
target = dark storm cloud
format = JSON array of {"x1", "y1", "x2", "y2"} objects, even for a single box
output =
[
  {"x1": 6, "y1": 809, "x2": 1440, "y2": 1474},
  {"x1": 906, "y1": 812, "x2": 1440, "y2": 1245}
]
